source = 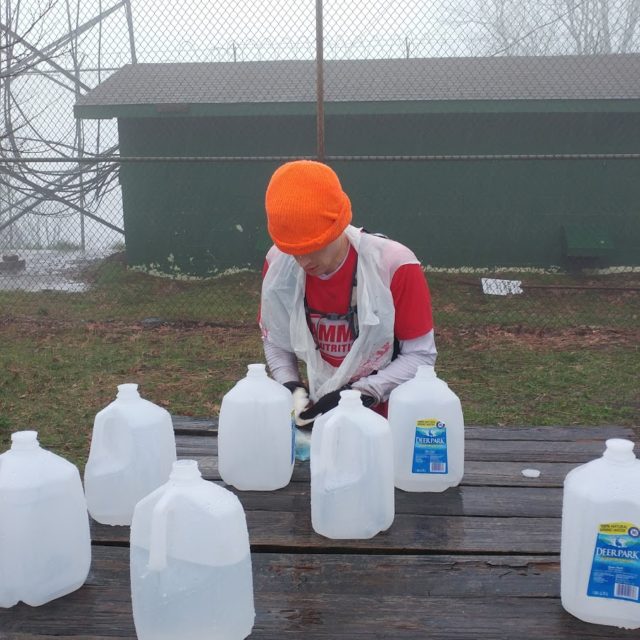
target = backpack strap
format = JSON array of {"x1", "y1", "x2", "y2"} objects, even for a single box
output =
[{"x1": 304, "y1": 254, "x2": 359, "y2": 348}]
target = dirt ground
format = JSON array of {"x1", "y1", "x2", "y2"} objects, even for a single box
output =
[
  {"x1": 436, "y1": 324, "x2": 640, "y2": 350},
  {"x1": 3, "y1": 311, "x2": 638, "y2": 352}
]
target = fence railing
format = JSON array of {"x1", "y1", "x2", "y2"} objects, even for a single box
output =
[{"x1": 1, "y1": 0, "x2": 639, "y2": 331}]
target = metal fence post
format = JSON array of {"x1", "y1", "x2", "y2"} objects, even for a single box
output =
[{"x1": 316, "y1": 0, "x2": 325, "y2": 162}]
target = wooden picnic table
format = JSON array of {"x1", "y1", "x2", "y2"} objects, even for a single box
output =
[{"x1": 2, "y1": 420, "x2": 639, "y2": 639}]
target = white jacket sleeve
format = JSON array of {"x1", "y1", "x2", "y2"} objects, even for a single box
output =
[
  {"x1": 262, "y1": 335, "x2": 301, "y2": 384},
  {"x1": 350, "y1": 329, "x2": 437, "y2": 404}
]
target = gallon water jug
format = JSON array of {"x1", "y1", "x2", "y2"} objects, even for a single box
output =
[
  {"x1": 311, "y1": 390, "x2": 394, "y2": 539},
  {"x1": 561, "y1": 438, "x2": 640, "y2": 629},
  {"x1": 388, "y1": 365, "x2": 464, "y2": 492},
  {"x1": 84, "y1": 383, "x2": 177, "y2": 525},
  {"x1": 218, "y1": 363, "x2": 294, "y2": 490},
  {"x1": 131, "y1": 459, "x2": 255, "y2": 640},
  {"x1": 0, "y1": 431, "x2": 91, "y2": 607}
]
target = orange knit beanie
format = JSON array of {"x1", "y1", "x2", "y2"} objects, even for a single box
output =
[{"x1": 265, "y1": 160, "x2": 352, "y2": 255}]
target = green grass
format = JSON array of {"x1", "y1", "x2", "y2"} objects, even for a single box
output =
[
  {"x1": 1, "y1": 255, "x2": 262, "y2": 324},
  {"x1": 439, "y1": 341, "x2": 639, "y2": 426},
  {"x1": 0, "y1": 321, "x2": 263, "y2": 469},
  {"x1": 2, "y1": 256, "x2": 638, "y2": 328},
  {"x1": 428, "y1": 271, "x2": 640, "y2": 328},
  {"x1": 0, "y1": 258, "x2": 638, "y2": 469}
]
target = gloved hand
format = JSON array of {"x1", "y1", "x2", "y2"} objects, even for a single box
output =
[
  {"x1": 282, "y1": 381, "x2": 307, "y2": 394},
  {"x1": 282, "y1": 381, "x2": 314, "y2": 428},
  {"x1": 298, "y1": 385, "x2": 376, "y2": 424}
]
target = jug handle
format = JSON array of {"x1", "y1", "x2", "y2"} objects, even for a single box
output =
[
  {"x1": 323, "y1": 415, "x2": 366, "y2": 486},
  {"x1": 92, "y1": 407, "x2": 135, "y2": 468},
  {"x1": 147, "y1": 488, "x2": 177, "y2": 572},
  {"x1": 322, "y1": 413, "x2": 341, "y2": 477}
]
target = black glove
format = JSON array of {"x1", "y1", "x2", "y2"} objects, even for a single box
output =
[
  {"x1": 282, "y1": 380, "x2": 308, "y2": 393},
  {"x1": 298, "y1": 385, "x2": 376, "y2": 423},
  {"x1": 283, "y1": 381, "x2": 314, "y2": 428}
]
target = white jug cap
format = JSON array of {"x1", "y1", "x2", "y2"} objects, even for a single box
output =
[
  {"x1": 11, "y1": 430, "x2": 40, "y2": 450},
  {"x1": 416, "y1": 365, "x2": 436, "y2": 378},
  {"x1": 339, "y1": 389, "x2": 363, "y2": 406},
  {"x1": 169, "y1": 459, "x2": 202, "y2": 482},
  {"x1": 117, "y1": 383, "x2": 140, "y2": 397},
  {"x1": 247, "y1": 363, "x2": 267, "y2": 376},
  {"x1": 603, "y1": 438, "x2": 636, "y2": 464}
]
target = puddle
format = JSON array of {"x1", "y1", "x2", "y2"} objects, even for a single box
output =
[{"x1": 0, "y1": 249, "x2": 111, "y2": 292}]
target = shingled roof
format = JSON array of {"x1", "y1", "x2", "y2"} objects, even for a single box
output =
[{"x1": 75, "y1": 55, "x2": 640, "y2": 117}]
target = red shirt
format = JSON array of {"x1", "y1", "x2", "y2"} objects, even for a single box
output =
[{"x1": 263, "y1": 244, "x2": 434, "y2": 369}]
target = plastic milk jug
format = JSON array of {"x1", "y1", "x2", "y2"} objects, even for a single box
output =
[
  {"x1": 84, "y1": 383, "x2": 177, "y2": 525},
  {"x1": 218, "y1": 363, "x2": 294, "y2": 490},
  {"x1": 561, "y1": 438, "x2": 640, "y2": 629},
  {"x1": 388, "y1": 365, "x2": 464, "y2": 492},
  {"x1": 130, "y1": 460, "x2": 255, "y2": 640},
  {"x1": 311, "y1": 390, "x2": 395, "y2": 539},
  {"x1": 0, "y1": 431, "x2": 91, "y2": 607}
]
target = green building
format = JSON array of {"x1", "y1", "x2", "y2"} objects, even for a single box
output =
[{"x1": 75, "y1": 55, "x2": 640, "y2": 276}]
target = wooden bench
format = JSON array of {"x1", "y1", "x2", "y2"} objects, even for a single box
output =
[{"x1": 1, "y1": 419, "x2": 639, "y2": 639}]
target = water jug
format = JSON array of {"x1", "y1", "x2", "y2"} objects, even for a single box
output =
[
  {"x1": 388, "y1": 365, "x2": 464, "y2": 492},
  {"x1": 218, "y1": 363, "x2": 294, "y2": 490},
  {"x1": 311, "y1": 390, "x2": 395, "y2": 539},
  {"x1": 0, "y1": 431, "x2": 91, "y2": 607},
  {"x1": 84, "y1": 383, "x2": 177, "y2": 525},
  {"x1": 130, "y1": 459, "x2": 255, "y2": 640},
  {"x1": 561, "y1": 438, "x2": 640, "y2": 629}
]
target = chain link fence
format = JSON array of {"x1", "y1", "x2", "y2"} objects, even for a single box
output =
[{"x1": 1, "y1": 0, "x2": 639, "y2": 334}]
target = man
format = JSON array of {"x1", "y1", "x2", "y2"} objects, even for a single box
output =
[{"x1": 259, "y1": 160, "x2": 436, "y2": 425}]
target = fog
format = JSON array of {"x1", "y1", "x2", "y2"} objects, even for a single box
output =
[{"x1": 2, "y1": 0, "x2": 639, "y2": 254}]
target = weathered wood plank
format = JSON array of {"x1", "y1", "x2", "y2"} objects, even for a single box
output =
[
  {"x1": 171, "y1": 414, "x2": 217, "y2": 435},
  {"x1": 175, "y1": 432, "x2": 622, "y2": 463},
  {"x1": 91, "y1": 511, "x2": 562, "y2": 554},
  {"x1": 257, "y1": 553, "x2": 562, "y2": 597},
  {"x1": 0, "y1": 636, "x2": 126, "y2": 640},
  {"x1": 7, "y1": 546, "x2": 567, "y2": 597},
  {"x1": 462, "y1": 460, "x2": 575, "y2": 487},
  {"x1": 175, "y1": 434, "x2": 217, "y2": 457},
  {"x1": 464, "y1": 425, "x2": 639, "y2": 441},
  {"x1": 231, "y1": 484, "x2": 563, "y2": 518},
  {"x1": 240, "y1": 511, "x2": 562, "y2": 554},
  {"x1": 1, "y1": 548, "x2": 635, "y2": 639},
  {"x1": 179, "y1": 454, "x2": 578, "y2": 487},
  {"x1": 465, "y1": 439, "x2": 609, "y2": 462},
  {"x1": 254, "y1": 594, "x2": 636, "y2": 639},
  {"x1": 89, "y1": 483, "x2": 561, "y2": 519},
  {"x1": 170, "y1": 416, "x2": 639, "y2": 443}
]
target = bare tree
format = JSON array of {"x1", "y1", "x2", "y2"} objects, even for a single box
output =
[
  {"x1": 458, "y1": 0, "x2": 640, "y2": 55},
  {"x1": 559, "y1": 0, "x2": 640, "y2": 53}
]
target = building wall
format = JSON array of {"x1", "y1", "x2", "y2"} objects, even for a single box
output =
[{"x1": 118, "y1": 110, "x2": 640, "y2": 275}]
